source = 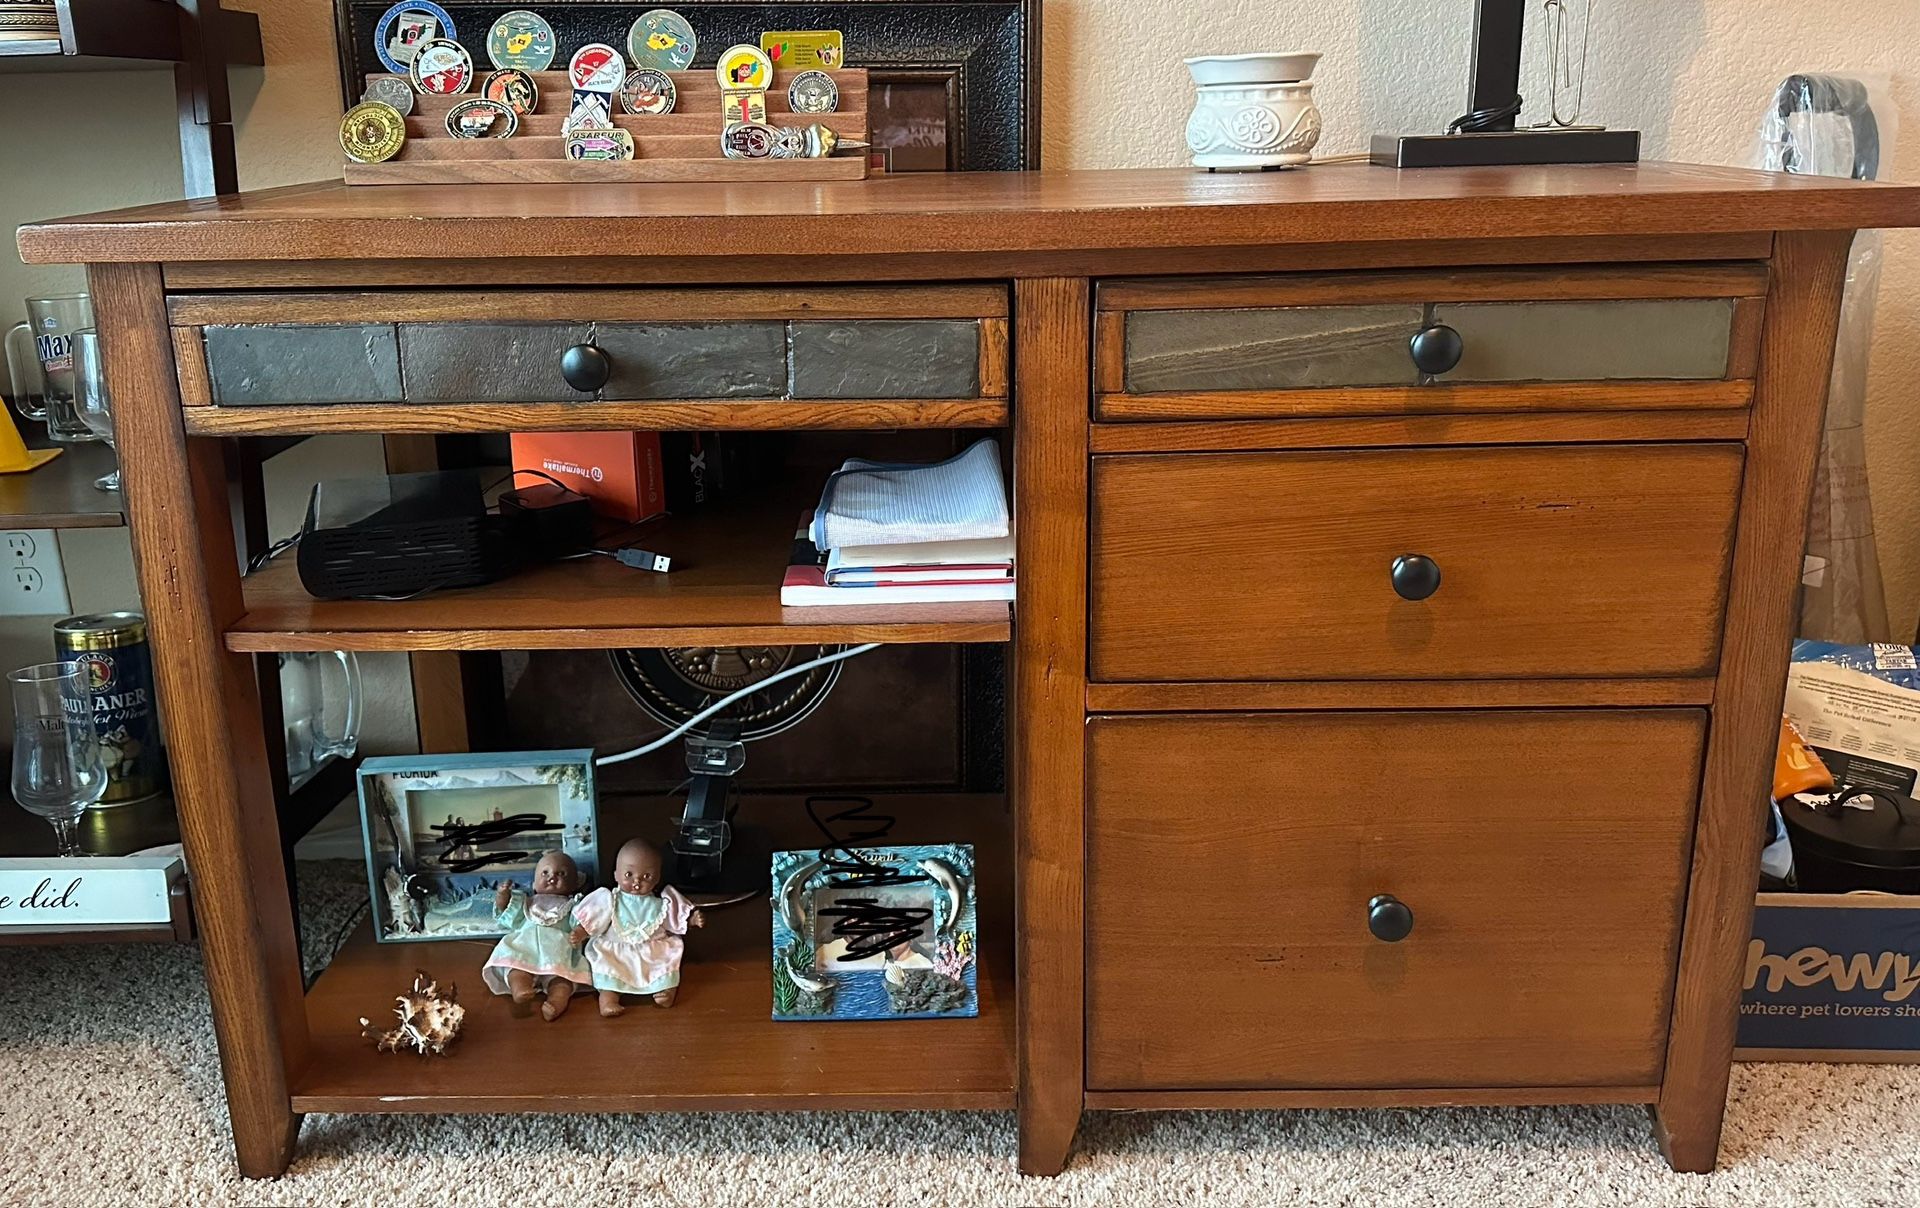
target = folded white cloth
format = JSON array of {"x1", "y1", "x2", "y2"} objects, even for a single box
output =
[{"x1": 812, "y1": 439, "x2": 1009, "y2": 550}]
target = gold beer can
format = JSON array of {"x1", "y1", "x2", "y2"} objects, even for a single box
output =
[{"x1": 53, "y1": 611, "x2": 165, "y2": 804}]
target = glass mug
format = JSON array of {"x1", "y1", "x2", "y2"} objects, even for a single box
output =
[
  {"x1": 5, "y1": 293, "x2": 98, "y2": 443},
  {"x1": 280, "y1": 650, "x2": 362, "y2": 790}
]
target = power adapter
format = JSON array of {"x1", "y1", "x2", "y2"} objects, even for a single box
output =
[{"x1": 497, "y1": 481, "x2": 595, "y2": 558}]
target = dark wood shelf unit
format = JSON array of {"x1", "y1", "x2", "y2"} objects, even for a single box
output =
[
  {"x1": 182, "y1": 399, "x2": 1010, "y2": 438},
  {"x1": 228, "y1": 492, "x2": 1013, "y2": 653},
  {"x1": 296, "y1": 792, "x2": 1014, "y2": 1113},
  {"x1": 0, "y1": 442, "x2": 123, "y2": 529},
  {"x1": 0, "y1": 0, "x2": 261, "y2": 72}
]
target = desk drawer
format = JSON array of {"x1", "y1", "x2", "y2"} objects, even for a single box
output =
[
  {"x1": 1089, "y1": 444, "x2": 1741, "y2": 682},
  {"x1": 1095, "y1": 265, "x2": 1764, "y2": 420},
  {"x1": 1086, "y1": 710, "x2": 1704, "y2": 1091},
  {"x1": 170, "y1": 286, "x2": 1007, "y2": 407}
]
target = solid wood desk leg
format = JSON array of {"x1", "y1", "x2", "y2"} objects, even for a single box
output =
[
  {"x1": 1013, "y1": 277, "x2": 1090, "y2": 1175},
  {"x1": 1653, "y1": 230, "x2": 1854, "y2": 1172},
  {"x1": 91, "y1": 263, "x2": 310, "y2": 1178}
]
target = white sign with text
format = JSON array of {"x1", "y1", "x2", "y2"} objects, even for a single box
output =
[{"x1": 0, "y1": 856, "x2": 181, "y2": 926}]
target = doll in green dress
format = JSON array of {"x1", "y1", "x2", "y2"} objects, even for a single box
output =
[
  {"x1": 571, "y1": 838, "x2": 704, "y2": 1015},
  {"x1": 482, "y1": 850, "x2": 590, "y2": 1021}
]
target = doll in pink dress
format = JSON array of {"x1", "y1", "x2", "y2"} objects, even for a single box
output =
[
  {"x1": 570, "y1": 839, "x2": 704, "y2": 1015},
  {"x1": 482, "y1": 850, "x2": 590, "y2": 1021}
]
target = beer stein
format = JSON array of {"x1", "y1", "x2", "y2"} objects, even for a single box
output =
[{"x1": 6, "y1": 294, "x2": 97, "y2": 442}]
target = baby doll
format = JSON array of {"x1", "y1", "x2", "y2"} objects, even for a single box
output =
[
  {"x1": 570, "y1": 838, "x2": 704, "y2": 1015},
  {"x1": 482, "y1": 850, "x2": 590, "y2": 1021}
]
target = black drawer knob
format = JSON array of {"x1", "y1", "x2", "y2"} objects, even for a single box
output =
[
  {"x1": 1409, "y1": 324, "x2": 1464, "y2": 376},
  {"x1": 560, "y1": 343, "x2": 611, "y2": 393},
  {"x1": 1391, "y1": 554, "x2": 1442, "y2": 601},
  {"x1": 1368, "y1": 894, "x2": 1415, "y2": 943}
]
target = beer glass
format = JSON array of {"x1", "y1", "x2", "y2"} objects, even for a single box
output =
[
  {"x1": 71, "y1": 330, "x2": 119, "y2": 491},
  {"x1": 9, "y1": 661, "x2": 108, "y2": 857},
  {"x1": 5, "y1": 294, "x2": 97, "y2": 443}
]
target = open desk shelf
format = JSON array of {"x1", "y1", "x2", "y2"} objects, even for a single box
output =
[
  {"x1": 294, "y1": 793, "x2": 1013, "y2": 1114},
  {"x1": 228, "y1": 494, "x2": 1012, "y2": 652}
]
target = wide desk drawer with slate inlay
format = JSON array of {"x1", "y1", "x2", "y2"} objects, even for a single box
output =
[
  {"x1": 1093, "y1": 264, "x2": 1765, "y2": 421},
  {"x1": 166, "y1": 285, "x2": 1008, "y2": 423}
]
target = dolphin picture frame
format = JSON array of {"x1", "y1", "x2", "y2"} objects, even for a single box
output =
[{"x1": 771, "y1": 843, "x2": 978, "y2": 1021}]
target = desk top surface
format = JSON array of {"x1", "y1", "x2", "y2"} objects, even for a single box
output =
[{"x1": 19, "y1": 163, "x2": 1920, "y2": 265}]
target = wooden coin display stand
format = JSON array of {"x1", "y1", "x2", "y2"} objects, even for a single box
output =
[{"x1": 343, "y1": 67, "x2": 870, "y2": 185}]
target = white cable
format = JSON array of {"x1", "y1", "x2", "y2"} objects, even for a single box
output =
[{"x1": 594, "y1": 643, "x2": 881, "y2": 767}]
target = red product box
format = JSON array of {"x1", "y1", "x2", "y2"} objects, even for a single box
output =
[{"x1": 509, "y1": 430, "x2": 665, "y2": 523}]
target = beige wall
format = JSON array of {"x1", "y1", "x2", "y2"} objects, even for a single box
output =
[{"x1": 4, "y1": 1, "x2": 1920, "y2": 741}]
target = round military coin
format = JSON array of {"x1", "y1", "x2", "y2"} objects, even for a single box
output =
[
  {"x1": 409, "y1": 37, "x2": 472, "y2": 95},
  {"x1": 715, "y1": 43, "x2": 773, "y2": 92},
  {"x1": 481, "y1": 68, "x2": 539, "y2": 115},
  {"x1": 787, "y1": 69, "x2": 838, "y2": 114},
  {"x1": 721, "y1": 120, "x2": 778, "y2": 160},
  {"x1": 620, "y1": 68, "x2": 677, "y2": 115},
  {"x1": 445, "y1": 97, "x2": 518, "y2": 138},
  {"x1": 374, "y1": 0, "x2": 456, "y2": 74},
  {"x1": 486, "y1": 9, "x2": 555, "y2": 71},
  {"x1": 569, "y1": 42, "x2": 626, "y2": 93},
  {"x1": 340, "y1": 100, "x2": 407, "y2": 163},
  {"x1": 362, "y1": 74, "x2": 415, "y2": 116},
  {"x1": 628, "y1": 9, "x2": 696, "y2": 71}
]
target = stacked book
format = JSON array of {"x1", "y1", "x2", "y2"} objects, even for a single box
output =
[{"x1": 783, "y1": 440, "x2": 1015, "y2": 606}]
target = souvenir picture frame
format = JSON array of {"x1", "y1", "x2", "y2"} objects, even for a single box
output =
[
  {"x1": 771, "y1": 843, "x2": 978, "y2": 1021},
  {"x1": 334, "y1": 1, "x2": 1041, "y2": 169},
  {"x1": 358, "y1": 749, "x2": 599, "y2": 944}
]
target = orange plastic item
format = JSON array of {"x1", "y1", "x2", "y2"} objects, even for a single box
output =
[
  {"x1": 1774, "y1": 716, "x2": 1834, "y2": 802},
  {"x1": 510, "y1": 430, "x2": 664, "y2": 524}
]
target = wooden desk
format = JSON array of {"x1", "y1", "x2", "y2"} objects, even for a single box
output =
[{"x1": 19, "y1": 164, "x2": 1920, "y2": 1179}]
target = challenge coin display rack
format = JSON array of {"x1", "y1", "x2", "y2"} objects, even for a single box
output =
[{"x1": 342, "y1": 67, "x2": 870, "y2": 184}]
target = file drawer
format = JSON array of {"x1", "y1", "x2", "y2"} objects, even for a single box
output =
[
  {"x1": 1087, "y1": 709, "x2": 1705, "y2": 1090},
  {"x1": 1095, "y1": 264, "x2": 1764, "y2": 420},
  {"x1": 1088, "y1": 443, "x2": 1742, "y2": 682}
]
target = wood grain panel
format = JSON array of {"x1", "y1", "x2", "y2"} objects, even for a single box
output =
[
  {"x1": 1087, "y1": 711, "x2": 1706, "y2": 1090},
  {"x1": 181, "y1": 399, "x2": 1008, "y2": 437},
  {"x1": 90, "y1": 263, "x2": 306, "y2": 1177},
  {"x1": 1655, "y1": 231, "x2": 1858, "y2": 1172},
  {"x1": 1097, "y1": 263, "x2": 1772, "y2": 310},
  {"x1": 978, "y1": 318, "x2": 1009, "y2": 399},
  {"x1": 1087, "y1": 412, "x2": 1750, "y2": 452},
  {"x1": 172, "y1": 325, "x2": 210, "y2": 405},
  {"x1": 1086, "y1": 678, "x2": 1716, "y2": 712},
  {"x1": 1086, "y1": 1086, "x2": 1661, "y2": 1110},
  {"x1": 1097, "y1": 381, "x2": 1753, "y2": 421},
  {"x1": 1090, "y1": 444, "x2": 1743, "y2": 682},
  {"x1": 168, "y1": 286, "x2": 1009, "y2": 326},
  {"x1": 1011, "y1": 278, "x2": 1090, "y2": 1176}
]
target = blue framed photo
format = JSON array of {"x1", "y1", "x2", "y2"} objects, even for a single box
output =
[
  {"x1": 771, "y1": 843, "x2": 978, "y2": 1021},
  {"x1": 358, "y1": 750, "x2": 597, "y2": 944}
]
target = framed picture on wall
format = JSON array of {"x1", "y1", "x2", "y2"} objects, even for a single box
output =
[{"x1": 333, "y1": 1, "x2": 1042, "y2": 170}]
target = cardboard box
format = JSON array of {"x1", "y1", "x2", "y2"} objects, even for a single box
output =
[
  {"x1": 510, "y1": 430, "x2": 664, "y2": 523},
  {"x1": 1735, "y1": 891, "x2": 1920, "y2": 1063}
]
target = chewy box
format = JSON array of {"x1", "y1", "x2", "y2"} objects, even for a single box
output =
[{"x1": 1736, "y1": 892, "x2": 1920, "y2": 1062}]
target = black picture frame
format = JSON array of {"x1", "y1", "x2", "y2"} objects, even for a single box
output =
[{"x1": 333, "y1": 1, "x2": 1042, "y2": 170}]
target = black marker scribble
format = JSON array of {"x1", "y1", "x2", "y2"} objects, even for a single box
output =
[
  {"x1": 804, "y1": 795, "x2": 932, "y2": 962},
  {"x1": 430, "y1": 813, "x2": 563, "y2": 874}
]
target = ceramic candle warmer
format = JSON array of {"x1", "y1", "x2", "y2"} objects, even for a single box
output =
[{"x1": 1185, "y1": 52, "x2": 1323, "y2": 171}]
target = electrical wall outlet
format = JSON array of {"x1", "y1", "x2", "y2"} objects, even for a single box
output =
[{"x1": 0, "y1": 530, "x2": 70, "y2": 616}]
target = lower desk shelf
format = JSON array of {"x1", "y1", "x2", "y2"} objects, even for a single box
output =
[{"x1": 294, "y1": 793, "x2": 1015, "y2": 1114}]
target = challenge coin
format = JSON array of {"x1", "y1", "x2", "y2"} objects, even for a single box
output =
[
  {"x1": 787, "y1": 69, "x2": 838, "y2": 114},
  {"x1": 569, "y1": 42, "x2": 626, "y2": 94},
  {"x1": 620, "y1": 68, "x2": 677, "y2": 115},
  {"x1": 566, "y1": 128, "x2": 635, "y2": 161},
  {"x1": 362, "y1": 74, "x2": 416, "y2": 116},
  {"x1": 628, "y1": 10, "x2": 696, "y2": 71},
  {"x1": 446, "y1": 97, "x2": 518, "y2": 138},
  {"x1": 563, "y1": 89, "x2": 613, "y2": 135},
  {"x1": 482, "y1": 68, "x2": 539, "y2": 116},
  {"x1": 486, "y1": 9, "x2": 555, "y2": 71},
  {"x1": 720, "y1": 120, "x2": 778, "y2": 160},
  {"x1": 340, "y1": 101, "x2": 407, "y2": 163},
  {"x1": 715, "y1": 44, "x2": 773, "y2": 92},
  {"x1": 374, "y1": 1, "x2": 455, "y2": 73},
  {"x1": 409, "y1": 37, "x2": 473, "y2": 95}
]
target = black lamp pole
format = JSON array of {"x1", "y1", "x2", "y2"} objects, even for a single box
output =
[{"x1": 1370, "y1": 0, "x2": 1639, "y2": 168}]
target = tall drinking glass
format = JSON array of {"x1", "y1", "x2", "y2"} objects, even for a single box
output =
[
  {"x1": 5, "y1": 294, "x2": 97, "y2": 443},
  {"x1": 9, "y1": 661, "x2": 108, "y2": 857},
  {"x1": 71, "y1": 329, "x2": 119, "y2": 491}
]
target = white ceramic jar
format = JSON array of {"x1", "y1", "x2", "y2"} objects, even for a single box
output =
[{"x1": 1185, "y1": 53, "x2": 1323, "y2": 171}]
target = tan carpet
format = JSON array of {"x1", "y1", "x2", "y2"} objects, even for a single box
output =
[{"x1": 3, "y1": 863, "x2": 1917, "y2": 1207}]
